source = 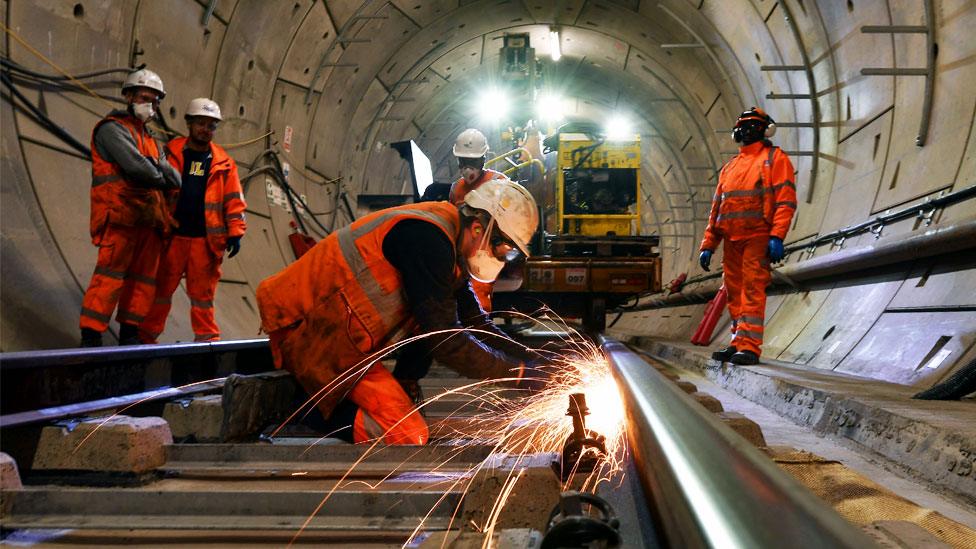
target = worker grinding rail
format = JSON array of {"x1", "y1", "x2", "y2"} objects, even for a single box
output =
[
  {"x1": 139, "y1": 98, "x2": 247, "y2": 343},
  {"x1": 79, "y1": 69, "x2": 181, "y2": 347},
  {"x1": 699, "y1": 107, "x2": 797, "y2": 365},
  {"x1": 256, "y1": 179, "x2": 549, "y2": 445}
]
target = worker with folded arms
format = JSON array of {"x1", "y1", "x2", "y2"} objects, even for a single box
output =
[
  {"x1": 138, "y1": 98, "x2": 246, "y2": 343},
  {"x1": 393, "y1": 128, "x2": 514, "y2": 404},
  {"x1": 80, "y1": 69, "x2": 181, "y2": 347},
  {"x1": 699, "y1": 107, "x2": 797, "y2": 365},
  {"x1": 256, "y1": 179, "x2": 546, "y2": 445}
]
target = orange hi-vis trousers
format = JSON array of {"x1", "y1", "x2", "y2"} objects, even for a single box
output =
[
  {"x1": 139, "y1": 236, "x2": 222, "y2": 343},
  {"x1": 80, "y1": 224, "x2": 162, "y2": 332},
  {"x1": 722, "y1": 235, "x2": 771, "y2": 356},
  {"x1": 350, "y1": 362, "x2": 429, "y2": 445}
]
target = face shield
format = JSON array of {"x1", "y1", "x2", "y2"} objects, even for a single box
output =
[{"x1": 465, "y1": 217, "x2": 521, "y2": 283}]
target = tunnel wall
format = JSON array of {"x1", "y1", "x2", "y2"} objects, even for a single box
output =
[{"x1": 1, "y1": 0, "x2": 973, "y2": 389}]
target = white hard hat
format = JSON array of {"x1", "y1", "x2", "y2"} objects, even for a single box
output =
[
  {"x1": 185, "y1": 98, "x2": 222, "y2": 121},
  {"x1": 463, "y1": 178, "x2": 539, "y2": 257},
  {"x1": 453, "y1": 128, "x2": 490, "y2": 158},
  {"x1": 122, "y1": 68, "x2": 165, "y2": 99}
]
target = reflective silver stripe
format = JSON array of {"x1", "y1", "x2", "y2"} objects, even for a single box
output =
[
  {"x1": 190, "y1": 298, "x2": 214, "y2": 309},
  {"x1": 223, "y1": 192, "x2": 242, "y2": 202},
  {"x1": 154, "y1": 296, "x2": 171, "y2": 305},
  {"x1": 94, "y1": 266, "x2": 125, "y2": 280},
  {"x1": 117, "y1": 310, "x2": 145, "y2": 323},
  {"x1": 226, "y1": 213, "x2": 245, "y2": 220},
  {"x1": 716, "y1": 211, "x2": 764, "y2": 222},
  {"x1": 204, "y1": 203, "x2": 222, "y2": 211},
  {"x1": 81, "y1": 307, "x2": 111, "y2": 322},
  {"x1": 772, "y1": 181, "x2": 796, "y2": 191},
  {"x1": 360, "y1": 410, "x2": 385, "y2": 440},
  {"x1": 337, "y1": 208, "x2": 459, "y2": 330},
  {"x1": 721, "y1": 188, "x2": 765, "y2": 200},
  {"x1": 92, "y1": 174, "x2": 121, "y2": 187},
  {"x1": 775, "y1": 201, "x2": 797, "y2": 209},
  {"x1": 207, "y1": 226, "x2": 228, "y2": 235},
  {"x1": 733, "y1": 329, "x2": 764, "y2": 341},
  {"x1": 127, "y1": 273, "x2": 156, "y2": 286},
  {"x1": 768, "y1": 146, "x2": 778, "y2": 164},
  {"x1": 738, "y1": 315, "x2": 764, "y2": 326}
]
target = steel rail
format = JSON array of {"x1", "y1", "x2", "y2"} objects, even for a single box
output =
[{"x1": 599, "y1": 336, "x2": 873, "y2": 548}]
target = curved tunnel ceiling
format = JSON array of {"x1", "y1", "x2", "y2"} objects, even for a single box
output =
[{"x1": 2, "y1": 0, "x2": 974, "y2": 368}]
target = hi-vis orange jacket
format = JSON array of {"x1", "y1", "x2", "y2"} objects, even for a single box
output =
[
  {"x1": 89, "y1": 114, "x2": 172, "y2": 243},
  {"x1": 165, "y1": 138, "x2": 247, "y2": 256},
  {"x1": 258, "y1": 202, "x2": 503, "y2": 418},
  {"x1": 700, "y1": 142, "x2": 797, "y2": 251}
]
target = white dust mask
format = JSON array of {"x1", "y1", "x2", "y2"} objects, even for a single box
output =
[{"x1": 132, "y1": 102, "x2": 155, "y2": 122}]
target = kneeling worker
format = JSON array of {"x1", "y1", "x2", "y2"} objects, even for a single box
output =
[
  {"x1": 257, "y1": 179, "x2": 543, "y2": 445},
  {"x1": 699, "y1": 107, "x2": 797, "y2": 365},
  {"x1": 139, "y1": 98, "x2": 246, "y2": 343}
]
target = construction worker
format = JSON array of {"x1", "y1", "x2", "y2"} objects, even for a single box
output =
[
  {"x1": 80, "y1": 69, "x2": 180, "y2": 347},
  {"x1": 392, "y1": 128, "x2": 513, "y2": 402},
  {"x1": 699, "y1": 107, "x2": 797, "y2": 365},
  {"x1": 138, "y1": 99, "x2": 246, "y2": 343},
  {"x1": 256, "y1": 179, "x2": 544, "y2": 445}
]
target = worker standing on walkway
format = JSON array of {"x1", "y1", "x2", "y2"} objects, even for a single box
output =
[
  {"x1": 392, "y1": 129, "x2": 517, "y2": 402},
  {"x1": 139, "y1": 98, "x2": 246, "y2": 343},
  {"x1": 256, "y1": 179, "x2": 544, "y2": 445},
  {"x1": 698, "y1": 107, "x2": 797, "y2": 365},
  {"x1": 80, "y1": 69, "x2": 181, "y2": 347}
]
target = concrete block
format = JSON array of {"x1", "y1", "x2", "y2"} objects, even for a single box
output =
[
  {"x1": 220, "y1": 371, "x2": 297, "y2": 442},
  {"x1": 460, "y1": 453, "x2": 561, "y2": 533},
  {"x1": 675, "y1": 380, "x2": 698, "y2": 394},
  {"x1": 32, "y1": 416, "x2": 172, "y2": 474},
  {"x1": 718, "y1": 412, "x2": 767, "y2": 447},
  {"x1": 163, "y1": 395, "x2": 223, "y2": 442},
  {"x1": 691, "y1": 392, "x2": 724, "y2": 413},
  {"x1": 1, "y1": 452, "x2": 21, "y2": 490}
]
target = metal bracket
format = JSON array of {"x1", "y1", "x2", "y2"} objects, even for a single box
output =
[
  {"x1": 870, "y1": 222, "x2": 885, "y2": 239},
  {"x1": 858, "y1": 0, "x2": 935, "y2": 146}
]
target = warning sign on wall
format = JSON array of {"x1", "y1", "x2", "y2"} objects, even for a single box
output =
[{"x1": 283, "y1": 125, "x2": 293, "y2": 153}]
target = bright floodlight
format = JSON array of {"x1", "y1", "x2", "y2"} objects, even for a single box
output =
[
  {"x1": 536, "y1": 93, "x2": 566, "y2": 122},
  {"x1": 550, "y1": 29, "x2": 561, "y2": 61},
  {"x1": 477, "y1": 88, "x2": 510, "y2": 124},
  {"x1": 605, "y1": 115, "x2": 632, "y2": 140}
]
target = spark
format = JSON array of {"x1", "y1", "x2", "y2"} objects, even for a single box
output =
[{"x1": 283, "y1": 310, "x2": 628, "y2": 547}]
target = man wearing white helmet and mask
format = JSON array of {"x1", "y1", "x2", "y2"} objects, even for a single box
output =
[
  {"x1": 256, "y1": 178, "x2": 547, "y2": 445},
  {"x1": 138, "y1": 98, "x2": 247, "y2": 343},
  {"x1": 80, "y1": 68, "x2": 181, "y2": 347}
]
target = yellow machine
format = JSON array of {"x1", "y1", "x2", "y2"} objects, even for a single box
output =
[{"x1": 497, "y1": 132, "x2": 662, "y2": 331}]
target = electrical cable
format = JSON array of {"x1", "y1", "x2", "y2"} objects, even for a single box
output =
[
  {"x1": 250, "y1": 149, "x2": 333, "y2": 236},
  {"x1": 1, "y1": 71, "x2": 91, "y2": 158},
  {"x1": 0, "y1": 57, "x2": 141, "y2": 81}
]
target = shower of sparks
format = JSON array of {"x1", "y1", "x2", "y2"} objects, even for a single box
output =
[{"x1": 285, "y1": 310, "x2": 629, "y2": 547}]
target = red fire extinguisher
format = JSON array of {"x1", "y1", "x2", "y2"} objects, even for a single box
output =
[{"x1": 691, "y1": 285, "x2": 728, "y2": 346}]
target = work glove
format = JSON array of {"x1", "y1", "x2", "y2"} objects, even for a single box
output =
[
  {"x1": 699, "y1": 249, "x2": 713, "y2": 272},
  {"x1": 226, "y1": 236, "x2": 242, "y2": 258},
  {"x1": 767, "y1": 237, "x2": 784, "y2": 263},
  {"x1": 518, "y1": 359, "x2": 553, "y2": 392}
]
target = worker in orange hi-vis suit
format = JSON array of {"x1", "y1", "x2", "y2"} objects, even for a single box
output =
[
  {"x1": 80, "y1": 69, "x2": 181, "y2": 347},
  {"x1": 393, "y1": 128, "x2": 513, "y2": 405},
  {"x1": 256, "y1": 179, "x2": 545, "y2": 445},
  {"x1": 698, "y1": 107, "x2": 797, "y2": 365},
  {"x1": 138, "y1": 98, "x2": 246, "y2": 343}
]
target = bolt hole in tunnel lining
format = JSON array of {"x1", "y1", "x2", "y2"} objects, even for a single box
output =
[{"x1": 73, "y1": 3, "x2": 84, "y2": 19}]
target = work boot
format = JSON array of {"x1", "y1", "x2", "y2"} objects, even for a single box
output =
[
  {"x1": 80, "y1": 328, "x2": 103, "y2": 348},
  {"x1": 118, "y1": 323, "x2": 140, "y2": 346},
  {"x1": 730, "y1": 350, "x2": 760, "y2": 365},
  {"x1": 710, "y1": 346, "x2": 737, "y2": 362}
]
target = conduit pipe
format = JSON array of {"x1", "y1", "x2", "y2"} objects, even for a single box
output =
[
  {"x1": 600, "y1": 337, "x2": 872, "y2": 548},
  {"x1": 628, "y1": 218, "x2": 976, "y2": 311}
]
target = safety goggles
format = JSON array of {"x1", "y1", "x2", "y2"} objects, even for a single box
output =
[
  {"x1": 189, "y1": 118, "x2": 220, "y2": 131},
  {"x1": 489, "y1": 225, "x2": 521, "y2": 261},
  {"x1": 457, "y1": 156, "x2": 485, "y2": 170}
]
